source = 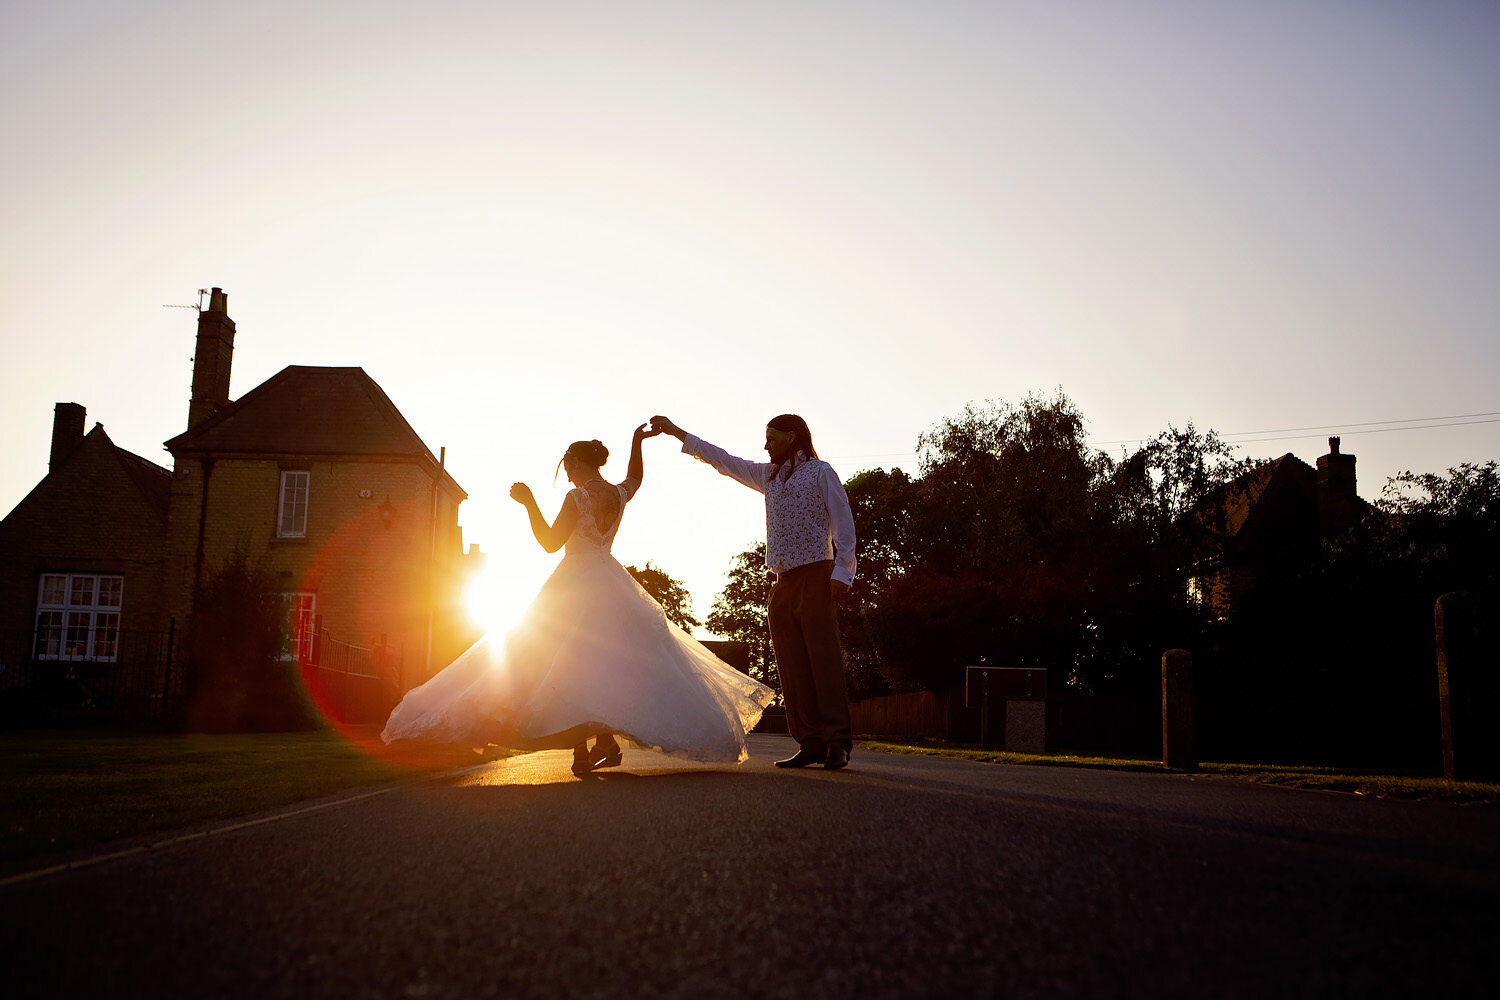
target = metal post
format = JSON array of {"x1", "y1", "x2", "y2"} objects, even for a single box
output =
[{"x1": 979, "y1": 670, "x2": 990, "y2": 746}]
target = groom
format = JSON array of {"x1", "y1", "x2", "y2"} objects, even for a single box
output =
[{"x1": 650, "y1": 414, "x2": 857, "y2": 770}]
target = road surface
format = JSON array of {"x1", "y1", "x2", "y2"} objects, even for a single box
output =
[{"x1": 4, "y1": 734, "x2": 1499, "y2": 998}]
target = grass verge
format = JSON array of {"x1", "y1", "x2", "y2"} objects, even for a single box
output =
[
  {"x1": 857, "y1": 738, "x2": 1500, "y2": 806},
  {"x1": 1, "y1": 728, "x2": 508, "y2": 865}
]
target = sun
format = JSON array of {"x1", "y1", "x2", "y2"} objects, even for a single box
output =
[{"x1": 463, "y1": 559, "x2": 544, "y2": 639}]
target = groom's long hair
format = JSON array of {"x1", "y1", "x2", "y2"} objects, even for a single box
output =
[{"x1": 768, "y1": 414, "x2": 817, "y2": 461}]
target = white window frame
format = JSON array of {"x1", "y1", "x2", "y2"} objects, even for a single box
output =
[
  {"x1": 35, "y1": 572, "x2": 124, "y2": 662},
  {"x1": 285, "y1": 592, "x2": 317, "y2": 662},
  {"x1": 278, "y1": 470, "x2": 310, "y2": 538}
]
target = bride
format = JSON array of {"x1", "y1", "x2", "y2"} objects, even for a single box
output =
[{"x1": 381, "y1": 422, "x2": 775, "y2": 774}]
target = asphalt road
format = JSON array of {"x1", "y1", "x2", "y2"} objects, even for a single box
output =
[{"x1": 4, "y1": 734, "x2": 1499, "y2": 999}]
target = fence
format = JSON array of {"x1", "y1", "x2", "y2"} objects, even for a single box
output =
[
  {"x1": 849, "y1": 688, "x2": 1161, "y2": 754},
  {"x1": 0, "y1": 624, "x2": 185, "y2": 723},
  {"x1": 300, "y1": 631, "x2": 402, "y2": 726}
]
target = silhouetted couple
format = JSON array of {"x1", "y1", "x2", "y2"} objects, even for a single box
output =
[{"x1": 383, "y1": 414, "x2": 857, "y2": 774}]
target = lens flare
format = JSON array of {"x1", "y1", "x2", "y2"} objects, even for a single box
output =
[{"x1": 464, "y1": 561, "x2": 540, "y2": 641}]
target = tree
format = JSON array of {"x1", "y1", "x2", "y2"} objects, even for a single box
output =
[
  {"x1": 1379, "y1": 461, "x2": 1500, "y2": 597},
  {"x1": 857, "y1": 392, "x2": 1119, "y2": 692},
  {"x1": 850, "y1": 392, "x2": 1261, "y2": 695},
  {"x1": 706, "y1": 543, "x2": 777, "y2": 691},
  {"x1": 625, "y1": 562, "x2": 700, "y2": 632},
  {"x1": 187, "y1": 550, "x2": 318, "y2": 732},
  {"x1": 839, "y1": 468, "x2": 919, "y2": 700},
  {"x1": 1105, "y1": 422, "x2": 1266, "y2": 583}
]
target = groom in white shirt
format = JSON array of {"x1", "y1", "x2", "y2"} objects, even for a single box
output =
[{"x1": 650, "y1": 413, "x2": 857, "y2": 770}]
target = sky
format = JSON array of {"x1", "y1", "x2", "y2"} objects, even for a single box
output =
[{"x1": 3, "y1": 0, "x2": 1498, "y2": 635}]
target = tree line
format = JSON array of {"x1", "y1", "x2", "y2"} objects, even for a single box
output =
[{"x1": 697, "y1": 391, "x2": 1498, "y2": 767}]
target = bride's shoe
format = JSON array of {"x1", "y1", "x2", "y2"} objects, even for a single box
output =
[{"x1": 592, "y1": 737, "x2": 622, "y2": 769}]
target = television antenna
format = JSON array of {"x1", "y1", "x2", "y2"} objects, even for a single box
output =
[{"x1": 161, "y1": 288, "x2": 209, "y2": 312}]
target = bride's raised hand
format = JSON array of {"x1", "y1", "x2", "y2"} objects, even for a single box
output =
[{"x1": 510, "y1": 482, "x2": 535, "y2": 505}]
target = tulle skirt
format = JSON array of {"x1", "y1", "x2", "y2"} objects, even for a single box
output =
[{"x1": 381, "y1": 550, "x2": 774, "y2": 763}]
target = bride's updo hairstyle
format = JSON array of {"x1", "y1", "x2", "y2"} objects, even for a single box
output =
[
  {"x1": 767, "y1": 414, "x2": 817, "y2": 460},
  {"x1": 557, "y1": 439, "x2": 609, "y2": 480}
]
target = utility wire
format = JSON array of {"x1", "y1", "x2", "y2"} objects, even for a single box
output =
[
  {"x1": 1219, "y1": 411, "x2": 1500, "y2": 439},
  {"x1": 1213, "y1": 417, "x2": 1500, "y2": 446},
  {"x1": 829, "y1": 411, "x2": 1500, "y2": 463},
  {"x1": 1090, "y1": 412, "x2": 1500, "y2": 449}
]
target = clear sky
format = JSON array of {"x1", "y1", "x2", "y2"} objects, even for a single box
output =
[{"x1": 4, "y1": 0, "x2": 1498, "y2": 634}]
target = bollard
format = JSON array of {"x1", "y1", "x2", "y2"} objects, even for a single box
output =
[
  {"x1": 1162, "y1": 649, "x2": 1197, "y2": 771},
  {"x1": 1436, "y1": 592, "x2": 1498, "y2": 782}
]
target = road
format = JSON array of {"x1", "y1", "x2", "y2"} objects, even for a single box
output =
[{"x1": 4, "y1": 734, "x2": 1499, "y2": 998}]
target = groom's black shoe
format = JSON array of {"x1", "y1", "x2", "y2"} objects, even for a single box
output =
[
  {"x1": 774, "y1": 747, "x2": 825, "y2": 768},
  {"x1": 824, "y1": 747, "x2": 850, "y2": 770}
]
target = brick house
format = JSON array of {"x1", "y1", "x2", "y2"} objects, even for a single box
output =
[
  {"x1": 1187, "y1": 437, "x2": 1368, "y2": 618},
  {"x1": 0, "y1": 288, "x2": 477, "y2": 720},
  {"x1": 0, "y1": 405, "x2": 176, "y2": 707}
]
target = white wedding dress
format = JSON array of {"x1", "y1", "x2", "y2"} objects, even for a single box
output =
[{"x1": 381, "y1": 481, "x2": 775, "y2": 763}]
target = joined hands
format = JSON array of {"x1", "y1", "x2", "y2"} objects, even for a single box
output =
[{"x1": 649, "y1": 415, "x2": 685, "y2": 440}]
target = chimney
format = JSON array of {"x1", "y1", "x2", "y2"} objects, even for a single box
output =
[
  {"x1": 1316, "y1": 436, "x2": 1359, "y2": 534},
  {"x1": 50, "y1": 402, "x2": 86, "y2": 472},
  {"x1": 187, "y1": 287, "x2": 236, "y2": 429}
]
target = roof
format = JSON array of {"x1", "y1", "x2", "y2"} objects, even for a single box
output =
[
  {"x1": 1, "y1": 424, "x2": 171, "y2": 525},
  {"x1": 107, "y1": 429, "x2": 173, "y2": 514},
  {"x1": 1211, "y1": 454, "x2": 1314, "y2": 538},
  {"x1": 164, "y1": 366, "x2": 465, "y2": 498}
]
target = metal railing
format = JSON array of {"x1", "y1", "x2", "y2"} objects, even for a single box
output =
[
  {"x1": 301, "y1": 630, "x2": 402, "y2": 725},
  {"x1": 0, "y1": 622, "x2": 406, "y2": 728},
  {"x1": 0, "y1": 623, "x2": 184, "y2": 721}
]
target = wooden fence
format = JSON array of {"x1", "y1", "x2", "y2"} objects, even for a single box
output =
[{"x1": 850, "y1": 688, "x2": 1160, "y2": 755}]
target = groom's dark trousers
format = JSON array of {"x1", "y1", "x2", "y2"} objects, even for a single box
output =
[{"x1": 768, "y1": 560, "x2": 853, "y2": 753}]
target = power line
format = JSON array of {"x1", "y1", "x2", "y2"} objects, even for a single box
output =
[
  {"x1": 828, "y1": 411, "x2": 1500, "y2": 464},
  {"x1": 1091, "y1": 412, "x2": 1500, "y2": 449},
  {"x1": 1211, "y1": 417, "x2": 1500, "y2": 446},
  {"x1": 1219, "y1": 411, "x2": 1500, "y2": 439}
]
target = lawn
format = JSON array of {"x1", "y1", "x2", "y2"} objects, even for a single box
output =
[{"x1": 0, "y1": 727, "x2": 503, "y2": 864}]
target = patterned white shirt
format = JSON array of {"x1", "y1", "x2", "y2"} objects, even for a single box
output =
[{"x1": 683, "y1": 434, "x2": 857, "y2": 585}]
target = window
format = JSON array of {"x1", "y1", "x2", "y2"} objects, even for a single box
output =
[
  {"x1": 35, "y1": 573, "x2": 123, "y2": 661},
  {"x1": 285, "y1": 592, "x2": 317, "y2": 662},
  {"x1": 278, "y1": 471, "x2": 310, "y2": 538}
]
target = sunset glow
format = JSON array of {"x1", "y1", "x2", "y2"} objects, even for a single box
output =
[
  {"x1": 2, "y1": 2, "x2": 1496, "y2": 626},
  {"x1": 463, "y1": 549, "x2": 551, "y2": 643}
]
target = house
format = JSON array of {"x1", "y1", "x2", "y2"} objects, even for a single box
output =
[
  {"x1": 0, "y1": 405, "x2": 176, "y2": 714},
  {"x1": 1187, "y1": 437, "x2": 1368, "y2": 618},
  {"x1": 0, "y1": 287, "x2": 479, "y2": 723}
]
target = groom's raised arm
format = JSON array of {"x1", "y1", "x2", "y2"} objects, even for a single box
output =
[{"x1": 651, "y1": 415, "x2": 769, "y2": 494}]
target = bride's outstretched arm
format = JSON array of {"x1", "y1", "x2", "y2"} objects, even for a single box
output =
[
  {"x1": 510, "y1": 483, "x2": 579, "y2": 553},
  {"x1": 627, "y1": 421, "x2": 661, "y2": 487}
]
